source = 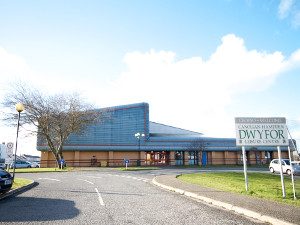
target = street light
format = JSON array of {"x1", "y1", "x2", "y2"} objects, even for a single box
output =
[
  {"x1": 134, "y1": 132, "x2": 145, "y2": 151},
  {"x1": 12, "y1": 103, "x2": 24, "y2": 182}
]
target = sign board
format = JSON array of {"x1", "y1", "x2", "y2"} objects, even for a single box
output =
[
  {"x1": 5, "y1": 142, "x2": 14, "y2": 164},
  {"x1": 6, "y1": 142, "x2": 13, "y2": 157},
  {"x1": 235, "y1": 117, "x2": 288, "y2": 146},
  {"x1": 6, "y1": 142, "x2": 13, "y2": 150},
  {"x1": 0, "y1": 143, "x2": 13, "y2": 164}
]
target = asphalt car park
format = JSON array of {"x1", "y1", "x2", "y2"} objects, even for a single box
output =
[{"x1": 0, "y1": 170, "x2": 267, "y2": 225}]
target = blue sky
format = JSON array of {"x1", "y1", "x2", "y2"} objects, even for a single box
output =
[{"x1": 0, "y1": 0, "x2": 300, "y2": 155}]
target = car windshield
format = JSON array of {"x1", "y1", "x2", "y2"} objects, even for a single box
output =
[{"x1": 283, "y1": 159, "x2": 290, "y2": 165}]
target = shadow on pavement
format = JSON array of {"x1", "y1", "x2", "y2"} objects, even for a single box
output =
[{"x1": 0, "y1": 196, "x2": 79, "y2": 222}]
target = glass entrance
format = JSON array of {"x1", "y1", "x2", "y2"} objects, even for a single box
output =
[
  {"x1": 145, "y1": 151, "x2": 170, "y2": 166},
  {"x1": 202, "y1": 151, "x2": 207, "y2": 166},
  {"x1": 188, "y1": 151, "x2": 199, "y2": 165},
  {"x1": 265, "y1": 151, "x2": 273, "y2": 164},
  {"x1": 175, "y1": 151, "x2": 184, "y2": 165}
]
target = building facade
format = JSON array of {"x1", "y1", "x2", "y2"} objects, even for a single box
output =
[{"x1": 38, "y1": 103, "x2": 290, "y2": 167}]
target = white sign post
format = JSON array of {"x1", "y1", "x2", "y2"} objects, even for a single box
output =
[
  {"x1": 6, "y1": 142, "x2": 14, "y2": 165},
  {"x1": 235, "y1": 117, "x2": 289, "y2": 197},
  {"x1": 277, "y1": 146, "x2": 286, "y2": 198},
  {"x1": 287, "y1": 128, "x2": 297, "y2": 200},
  {"x1": 288, "y1": 146, "x2": 296, "y2": 200},
  {"x1": 242, "y1": 146, "x2": 248, "y2": 192}
]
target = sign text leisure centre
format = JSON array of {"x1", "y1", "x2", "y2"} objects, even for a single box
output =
[{"x1": 235, "y1": 117, "x2": 289, "y2": 146}]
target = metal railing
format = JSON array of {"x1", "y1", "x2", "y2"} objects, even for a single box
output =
[{"x1": 39, "y1": 157, "x2": 272, "y2": 167}]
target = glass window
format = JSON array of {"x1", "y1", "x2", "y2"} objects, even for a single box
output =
[{"x1": 283, "y1": 160, "x2": 290, "y2": 165}]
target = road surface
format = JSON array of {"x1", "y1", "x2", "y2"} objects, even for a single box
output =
[{"x1": 0, "y1": 169, "x2": 266, "y2": 225}]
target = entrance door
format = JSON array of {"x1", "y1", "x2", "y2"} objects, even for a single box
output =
[
  {"x1": 145, "y1": 151, "x2": 170, "y2": 166},
  {"x1": 175, "y1": 151, "x2": 184, "y2": 165},
  {"x1": 246, "y1": 151, "x2": 250, "y2": 165},
  {"x1": 188, "y1": 151, "x2": 199, "y2": 165},
  {"x1": 202, "y1": 151, "x2": 207, "y2": 166}
]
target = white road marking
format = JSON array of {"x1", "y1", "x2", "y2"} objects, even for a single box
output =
[
  {"x1": 129, "y1": 176, "x2": 149, "y2": 182},
  {"x1": 86, "y1": 176, "x2": 102, "y2": 179},
  {"x1": 113, "y1": 174, "x2": 149, "y2": 183},
  {"x1": 95, "y1": 188, "x2": 105, "y2": 206},
  {"x1": 77, "y1": 179, "x2": 94, "y2": 185},
  {"x1": 38, "y1": 178, "x2": 60, "y2": 182}
]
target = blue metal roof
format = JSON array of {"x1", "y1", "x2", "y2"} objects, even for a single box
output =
[
  {"x1": 37, "y1": 102, "x2": 288, "y2": 152},
  {"x1": 149, "y1": 122, "x2": 203, "y2": 137}
]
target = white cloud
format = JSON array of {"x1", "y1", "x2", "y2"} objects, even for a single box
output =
[
  {"x1": 0, "y1": 47, "x2": 31, "y2": 75},
  {"x1": 1, "y1": 34, "x2": 300, "y2": 154},
  {"x1": 93, "y1": 34, "x2": 295, "y2": 138},
  {"x1": 292, "y1": 10, "x2": 300, "y2": 27},
  {"x1": 278, "y1": 0, "x2": 294, "y2": 19},
  {"x1": 0, "y1": 47, "x2": 32, "y2": 92},
  {"x1": 278, "y1": 0, "x2": 300, "y2": 28},
  {"x1": 286, "y1": 48, "x2": 300, "y2": 69},
  {"x1": 0, "y1": 47, "x2": 54, "y2": 95},
  {"x1": 0, "y1": 48, "x2": 39, "y2": 156},
  {"x1": 0, "y1": 47, "x2": 95, "y2": 98}
]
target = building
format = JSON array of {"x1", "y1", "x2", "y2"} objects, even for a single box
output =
[
  {"x1": 19, "y1": 154, "x2": 41, "y2": 163},
  {"x1": 38, "y1": 102, "x2": 291, "y2": 167}
]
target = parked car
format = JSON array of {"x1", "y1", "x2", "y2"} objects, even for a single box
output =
[
  {"x1": 31, "y1": 162, "x2": 40, "y2": 168},
  {"x1": 10, "y1": 161, "x2": 32, "y2": 169},
  {"x1": 0, "y1": 163, "x2": 5, "y2": 170},
  {"x1": 292, "y1": 161, "x2": 300, "y2": 166},
  {"x1": 0, "y1": 169, "x2": 12, "y2": 193},
  {"x1": 269, "y1": 159, "x2": 300, "y2": 175},
  {"x1": 0, "y1": 158, "x2": 5, "y2": 169}
]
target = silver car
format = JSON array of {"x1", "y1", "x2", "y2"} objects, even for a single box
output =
[
  {"x1": 30, "y1": 162, "x2": 40, "y2": 168},
  {"x1": 10, "y1": 161, "x2": 32, "y2": 169},
  {"x1": 269, "y1": 159, "x2": 300, "y2": 175}
]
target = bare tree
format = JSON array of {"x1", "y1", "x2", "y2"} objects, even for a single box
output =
[
  {"x1": 2, "y1": 82, "x2": 109, "y2": 167},
  {"x1": 186, "y1": 138, "x2": 208, "y2": 165},
  {"x1": 187, "y1": 138, "x2": 208, "y2": 152}
]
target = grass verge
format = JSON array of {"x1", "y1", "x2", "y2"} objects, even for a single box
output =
[
  {"x1": 117, "y1": 167, "x2": 160, "y2": 171},
  {"x1": 12, "y1": 178, "x2": 32, "y2": 190},
  {"x1": 199, "y1": 164, "x2": 269, "y2": 168},
  {"x1": 6, "y1": 167, "x2": 74, "y2": 173},
  {"x1": 178, "y1": 172, "x2": 300, "y2": 207}
]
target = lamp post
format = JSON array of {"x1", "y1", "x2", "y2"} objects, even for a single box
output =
[
  {"x1": 12, "y1": 103, "x2": 24, "y2": 182},
  {"x1": 134, "y1": 132, "x2": 145, "y2": 151}
]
